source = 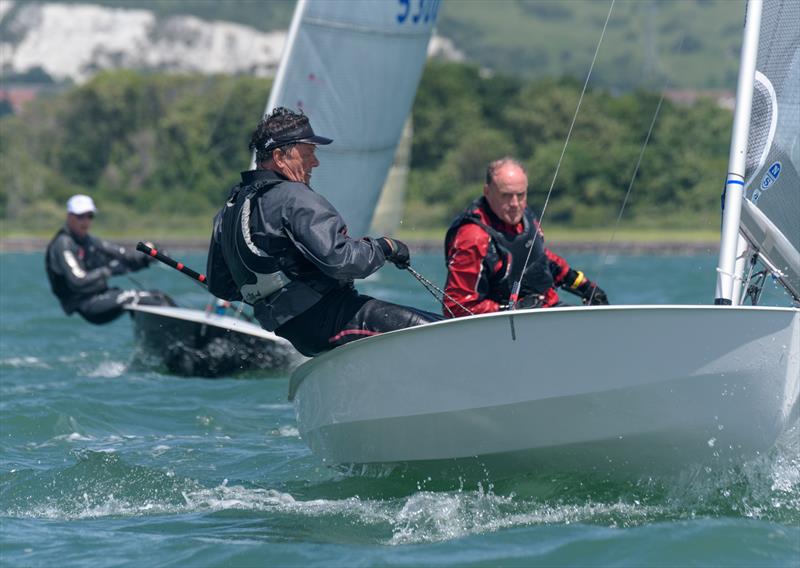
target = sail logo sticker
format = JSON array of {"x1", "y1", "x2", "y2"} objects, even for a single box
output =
[
  {"x1": 397, "y1": 0, "x2": 440, "y2": 24},
  {"x1": 751, "y1": 161, "x2": 781, "y2": 203},
  {"x1": 761, "y1": 161, "x2": 781, "y2": 190}
]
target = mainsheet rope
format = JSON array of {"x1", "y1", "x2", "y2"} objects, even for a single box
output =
[{"x1": 405, "y1": 266, "x2": 473, "y2": 318}]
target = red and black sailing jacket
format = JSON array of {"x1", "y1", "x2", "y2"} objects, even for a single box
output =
[{"x1": 443, "y1": 197, "x2": 572, "y2": 317}]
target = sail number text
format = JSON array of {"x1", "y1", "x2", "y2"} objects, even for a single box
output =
[{"x1": 397, "y1": 0, "x2": 441, "y2": 24}]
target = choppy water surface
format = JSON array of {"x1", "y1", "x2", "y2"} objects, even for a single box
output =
[{"x1": 1, "y1": 251, "x2": 798, "y2": 567}]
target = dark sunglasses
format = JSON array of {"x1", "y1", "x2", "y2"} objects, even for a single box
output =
[{"x1": 74, "y1": 212, "x2": 95, "y2": 220}]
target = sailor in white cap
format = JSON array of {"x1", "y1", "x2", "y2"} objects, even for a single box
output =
[{"x1": 45, "y1": 195, "x2": 173, "y2": 324}]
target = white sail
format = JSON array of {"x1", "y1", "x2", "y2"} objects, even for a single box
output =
[
  {"x1": 260, "y1": 0, "x2": 438, "y2": 237},
  {"x1": 739, "y1": 0, "x2": 800, "y2": 301}
]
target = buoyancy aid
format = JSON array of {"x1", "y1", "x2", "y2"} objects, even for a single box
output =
[
  {"x1": 219, "y1": 178, "x2": 292, "y2": 304},
  {"x1": 445, "y1": 197, "x2": 554, "y2": 304},
  {"x1": 215, "y1": 172, "x2": 339, "y2": 330}
]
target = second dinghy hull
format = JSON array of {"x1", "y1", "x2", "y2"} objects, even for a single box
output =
[
  {"x1": 289, "y1": 305, "x2": 799, "y2": 477},
  {"x1": 128, "y1": 305, "x2": 302, "y2": 377}
]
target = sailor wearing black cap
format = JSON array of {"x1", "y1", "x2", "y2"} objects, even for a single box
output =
[{"x1": 207, "y1": 107, "x2": 439, "y2": 356}]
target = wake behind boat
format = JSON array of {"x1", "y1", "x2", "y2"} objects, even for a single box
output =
[{"x1": 127, "y1": 303, "x2": 302, "y2": 377}]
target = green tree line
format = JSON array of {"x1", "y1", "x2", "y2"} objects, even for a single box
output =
[
  {"x1": 0, "y1": 62, "x2": 732, "y2": 237},
  {"x1": 408, "y1": 61, "x2": 731, "y2": 230}
]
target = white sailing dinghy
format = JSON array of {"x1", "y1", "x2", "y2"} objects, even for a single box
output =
[
  {"x1": 288, "y1": 0, "x2": 799, "y2": 476},
  {"x1": 128, "y1": 302, "x2": 299, "y2": 377}
]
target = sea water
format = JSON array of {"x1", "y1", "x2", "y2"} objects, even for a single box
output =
[{"x1": 1, "y1": 250, "x2": 798, "y2": 567}]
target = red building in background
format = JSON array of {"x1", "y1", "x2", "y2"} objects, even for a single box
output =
[{"x1": 0, "y1": 85, "x2": 54, "y2": 114}]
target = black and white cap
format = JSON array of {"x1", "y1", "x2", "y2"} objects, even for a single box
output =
[{"x1": 263, "y1": 122, "x2": 333, "y2": 153}]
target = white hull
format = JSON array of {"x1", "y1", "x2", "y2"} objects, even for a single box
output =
[{"x1": 289, "y1": 305, "x2": 799, "y2": 475}]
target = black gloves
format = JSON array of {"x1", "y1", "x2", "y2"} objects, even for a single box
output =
[
  {"x1": 378, "y1": 237, "x2": 411, "y2": 269},
  {"x1": 108, "y1": 259, "x2": 129, "y2": 276},
  {"x1": 562, "y1": 269, "x2": 609, "y2": 305},
  {"x1": 128, "y1": 241, "x2": 158, "y2": 271},
  {"x1": 579, "y1": 282, "x2": 609, "y2": 305},
  {"x1": 519, "y1": 258, "x2": 554, "y2": 296}
]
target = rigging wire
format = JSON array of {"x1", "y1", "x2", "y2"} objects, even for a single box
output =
[
  {"x1": 742, "y1": 252, "x2": 768, "y2": 306},
  {"x1": 589, "y1": 92, "x2": 666, "y2": 300},
  {"x1": 589, "y1": 36, "x2": 687, "y2": 299},
  {"x1": 509, "y1": 0, "x2": 616, "y2": 310}
]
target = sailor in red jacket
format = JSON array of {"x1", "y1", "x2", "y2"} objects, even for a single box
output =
[{"x1": 443, "y1": 157, "x2": 608, "y2": 317}]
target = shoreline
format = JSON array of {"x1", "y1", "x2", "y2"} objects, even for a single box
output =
[{"x1": 0, "y1": 236, "x2": 719, "y2": 255}]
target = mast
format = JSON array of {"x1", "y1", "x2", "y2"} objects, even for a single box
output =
[
  {"x1": 249, "y1": 0, "x2": 308, "y2": 170},
  {"x1": 714, "y1": 0, "x2": 762, "y2": 305}
]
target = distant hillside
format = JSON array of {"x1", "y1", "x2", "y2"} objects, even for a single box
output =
[
  {"x1": 2, "y1": 0, "x2": 745, "y2": 90},
  {"x1": 436, "y1": 0, "x2": 745, "y2": 90},
  {"x1": 36, "y1": 0, "x2": 296, "y2": 31},
  {"x1": 0, "y1": 2, "x2": 288, "y2": 83}
]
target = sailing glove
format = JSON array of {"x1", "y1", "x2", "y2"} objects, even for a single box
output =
[
  {"x1": 129, "y1": 241, "x2": 158, "y2": 270},
  {"x1": 379, "y1": 237, "x2": 411, "y2": 269},
  {"x1": 520, "y1": 258, "x2": 555, "y2": 296},
  {"x1": 517, "y1": 294, "x2": 545, "y2": 309},
  {"x1": 580, "y1": 282, "x2": 608, "y2": 305},
  {"x1": 563, "y1": 269, "x2": 609, "y2": 305},
  {"x1": 108, "y1": 259, "x2": 129, "y2": 276}
]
